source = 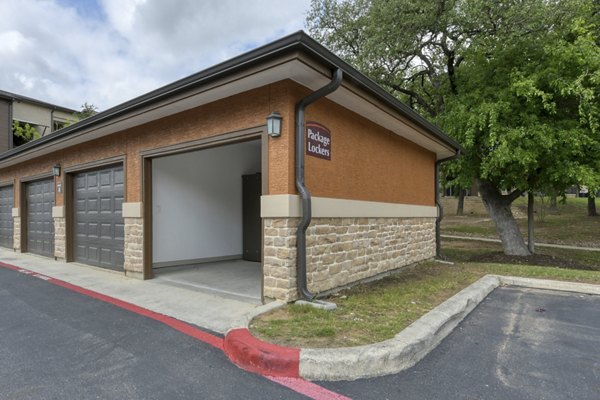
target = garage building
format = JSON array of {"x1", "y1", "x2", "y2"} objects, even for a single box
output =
[{"x1": 0, "y1": 32, "x2": 461, "y2": 302}]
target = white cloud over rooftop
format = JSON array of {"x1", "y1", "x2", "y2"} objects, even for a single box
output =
[{"x1": 0, "y1": 0, "x2": 311, "y2": 111}]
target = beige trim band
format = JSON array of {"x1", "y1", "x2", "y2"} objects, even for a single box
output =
[
  {"x1": 12, "y1": 208, "x2": 19, "y2": 218},
  {"x1": 52, "y1": 206, "x2": 65, "y2": 218},
  {"x1": 123, "y1": 202, "x2": 143, "y2": 218},
  {"x1": 261, "y1": 195, "x2": 437, "y2": 218}
]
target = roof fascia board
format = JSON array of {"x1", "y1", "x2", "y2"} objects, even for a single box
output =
[
  {"x1": 0, "y1": 34, "x2": 307, "y2": 163},
  {"x1": 0, "y1": 31, "x2": 461, "y2": 166},
  {"x1": 0, "y1": 90, "x2": 75, "y2": 113},
  {"x1": 0, "y1": 53, "x2": 304, "y2": 169},
  {"x1": 289, "y1": 53, "x2": 456, "y2": 158},
  {"x1": 292, "y1": 36, "x2": 462, "y2": 153}
]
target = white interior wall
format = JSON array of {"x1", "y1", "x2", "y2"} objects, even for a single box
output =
[{"x1": 152, "y1": 140, "x2": 261, "y2": 265}]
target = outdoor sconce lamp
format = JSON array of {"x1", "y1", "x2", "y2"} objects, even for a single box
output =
[
  {"x1": 52, "y1": 164, "x2": 61, "y2": 177},
  {"x1": 266, "y1": 111, "x2": 282, "y2": 137}
]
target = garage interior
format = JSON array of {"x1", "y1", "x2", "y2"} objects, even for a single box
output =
[{"x1": 151, "y1": 139, "x2": 263, "y2": 303}]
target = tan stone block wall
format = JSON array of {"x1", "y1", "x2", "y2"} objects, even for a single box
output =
[
  {"x1": 263, "y1": 218, "x2": 299, "y2": 301},
  {"x1": 53, "y1": 217, "x2": 66, "y2": 260},
  {"x1": 263, "y1": 217, "x2": 435, "y2": 301},
  {"x1": 13, "y1": 216, "x2": 20, "y2": 252},
  {"x1": 124, "y1": 217, "x2": 143, "y2": 277}
]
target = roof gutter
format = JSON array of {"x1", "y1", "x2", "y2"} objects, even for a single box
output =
[
  {"x1": 435, "y1": 151, "x2": 461, "y2": 258},
  {"x1": 0, "y1": 31, "x2": 462, "y2": 165},
  {"x1": 295, "y1": 68, "x2": 343, "y2": 300}
]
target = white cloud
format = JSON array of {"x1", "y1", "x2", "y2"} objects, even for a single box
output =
[
  {"x1": 0, "y1": 0, "x2": 311, "y2": 111},
  {"x1": 0, "y1": 31, "x2": 33, "y2": 54}
]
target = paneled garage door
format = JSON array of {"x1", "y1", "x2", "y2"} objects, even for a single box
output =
[
  {"x1": 73, "y1": 165, "x2": 124, "y2": 270},
  {"x1": 26, "y1": 179, "x2": 55, "y2": 257},
  {"x1": 0, "y1": 185, "x2": 13, "y2": 249}
]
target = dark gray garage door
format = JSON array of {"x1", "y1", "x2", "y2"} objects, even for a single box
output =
[
  {"x1": 0, "y1": 185, "x2": 13, "y2": 249},
  {"x1": 26, "y1": 179, "x2": 54, "y2": 257},
  {"x1": 73, "y1": 165, "x2": 124, "y2": 270}
]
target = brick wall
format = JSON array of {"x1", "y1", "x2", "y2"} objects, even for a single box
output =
[
  {"x1": 0, "y1": 78, "x2": 440, "y2": 287},
  {"x1": 263, "y1": 217, "x2": 436, "y2": 301}
]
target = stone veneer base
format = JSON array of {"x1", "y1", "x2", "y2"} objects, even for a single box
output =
[
  {"x1": 124, "y1": 217, "x2": 144, "y2": 277},
  {"x1": 263, "y1": 217, "x2": 436, "y2": 302},
  {"x1": 54, "y1": 216, "x2": 66, "y2": 260}
]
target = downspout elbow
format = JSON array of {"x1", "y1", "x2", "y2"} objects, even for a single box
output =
[{"x1": 295, "y1": 68, "x2": 343, "y2": 300}]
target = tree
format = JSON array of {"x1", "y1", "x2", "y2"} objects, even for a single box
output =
[
  {"x1": 64, "y1": 102, "x2": 99, "y2": 128},
  {"x1": 307, "y1": 0, "x2": 600, "y2": 255},
  {"x1": 76, "y1": 102, "x2": 98, "y2": 120},
  {"x1": 12, "y1": 120, "x2": 41, "y2": 146}
]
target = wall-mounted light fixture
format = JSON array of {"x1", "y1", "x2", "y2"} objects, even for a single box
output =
[
  {"x1": 266, "y1": 111, "x2": 282, "y2": 137},
  {"x1": 52, "y1": 164, "x2": 61, "y2": 177}
]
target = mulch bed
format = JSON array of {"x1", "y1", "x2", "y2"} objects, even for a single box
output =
[{"x1": 469, "y1": 252, "x2": 599, "y2": 271}]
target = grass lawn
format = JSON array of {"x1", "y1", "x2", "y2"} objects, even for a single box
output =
[
  {"x1": 250, "y1": 259, "x2": 600, "y2": 348},
  {"x1": 443, "y1": 237, "x2": 600, "y2": 268},
  {"x1": 250, "y1": 196, "x2": 599, "y2": 349},
  {"x1": 442, "y1": 197, "x2": 600, "y2": 248}
]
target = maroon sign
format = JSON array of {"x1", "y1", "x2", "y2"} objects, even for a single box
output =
[{"x1": 306, "y1": 122, "x2": 331, "y2": 160}]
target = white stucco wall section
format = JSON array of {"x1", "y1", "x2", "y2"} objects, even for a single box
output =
[
  {"x1": 261, "y1": 194, "x2": 438, "y2": 218},
  {"x1": 152, "y1": 140, "x2": 261, "y2": 265},
  {"x1": 13, "y1": 102, "x2": 52, "y2": 127}
]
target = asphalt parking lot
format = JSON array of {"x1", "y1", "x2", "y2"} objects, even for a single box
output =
[
  {"x1": 2, "y1": 261, "x2": 599, "y2": 400},
  {"x1": 322, "y1": 286, "x2": 600, "y2": 400},
  {"x1": 0, "y1": 267, "x2": 308, "y2": 400}
]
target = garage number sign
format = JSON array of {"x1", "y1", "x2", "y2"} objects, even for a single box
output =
[{"x1": 306, "y1": 122, "x2": 331, "y2": 160}]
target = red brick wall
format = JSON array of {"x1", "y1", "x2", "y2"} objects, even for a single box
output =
[
  {"x1": 0, "y1": 81, "x2": 296, "y2": 206},
  {"x1": 0, "y1": 80, "x2": 436, "y2": 208},
  {"x1": 290, "y1": 83, "x2": 436, "y2": 206}
]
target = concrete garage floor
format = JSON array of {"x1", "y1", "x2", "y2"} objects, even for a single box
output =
[{"x1": 153, "y1": 260, "x2": 262, "y2": 304}]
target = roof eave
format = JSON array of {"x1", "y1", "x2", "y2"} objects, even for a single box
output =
[{"x1": 0, "y1": 31, "x2": 462, "y2": 163}]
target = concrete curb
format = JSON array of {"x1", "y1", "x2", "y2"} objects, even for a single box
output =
[
  {"x1": 224, "y1": 275, "x2": 600, "y2": 381},
  {"x1": 224, "y1": 328, "x2": 300, "y2": 377},
  {"x1": 300, "y1": 274, "x2": 499, "y2": 380},
  {"x1": 497, "y1": 276, "x2": 600, "y2": 295}
]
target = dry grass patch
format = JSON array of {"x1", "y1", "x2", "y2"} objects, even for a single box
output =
[
  {"x1": 442, "y1": 197, "x2": 600, "y2": 248},
  {"x1": 250, "y1": 261, "x2": 600, "y2": 348}
]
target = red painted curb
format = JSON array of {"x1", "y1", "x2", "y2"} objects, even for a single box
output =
[
  {"x1": 0, "y1": 261, "x2": 223, "y2": 350},
  {"x1": 0, "y1": 261, "x2": 352, "y2": 399},
  {"x1": 224, "y1": 328, "x2": 300, "y2": 377}
]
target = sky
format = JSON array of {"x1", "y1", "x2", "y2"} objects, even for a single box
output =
[{"x1": 0, "y1": 0, "x2": 312, "y2": 111}]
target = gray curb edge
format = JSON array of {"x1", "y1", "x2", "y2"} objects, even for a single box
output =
[{"x1": 298, "y1": 275, "x2": 600, "y2": 381}]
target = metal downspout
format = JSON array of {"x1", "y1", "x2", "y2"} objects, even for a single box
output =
[
  {"x1": 295, "y1": 68, "x2": 343, "y2": 300},
  {"x1": 435, "y1": 152, "x2": 461, "y2": 258}
]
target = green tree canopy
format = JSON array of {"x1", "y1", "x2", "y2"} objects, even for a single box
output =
[
  {"x1": 307, "y1": 0, "x2": 600, "y2": 255},
  {"x1": 12, "y1": 120, "x2": 41, "y2": 145},
  {"x1": 76, "y1": 102, "x2": 99, "y2": 120}
]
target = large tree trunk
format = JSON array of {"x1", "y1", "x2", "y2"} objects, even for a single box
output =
[
  {"x1": 549, "y1": 195, "x2": 557, "y2": 211},
  {"x1": 457, "y1": 189, "x2": 465, "y2": 215},
  {"x1": 477, "y1": 179, "x2": 531, "y2": 256},
  {"x1": 589, "y1": 196, "x2": 597, "y2": 216},
  {"x1": 527, "y1": 192, "x2": 535, "y2": 254}
]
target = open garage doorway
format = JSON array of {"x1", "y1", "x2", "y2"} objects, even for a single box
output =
[{"x1": 149, "y1": 138, "x2": 263, "y2": 303}]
